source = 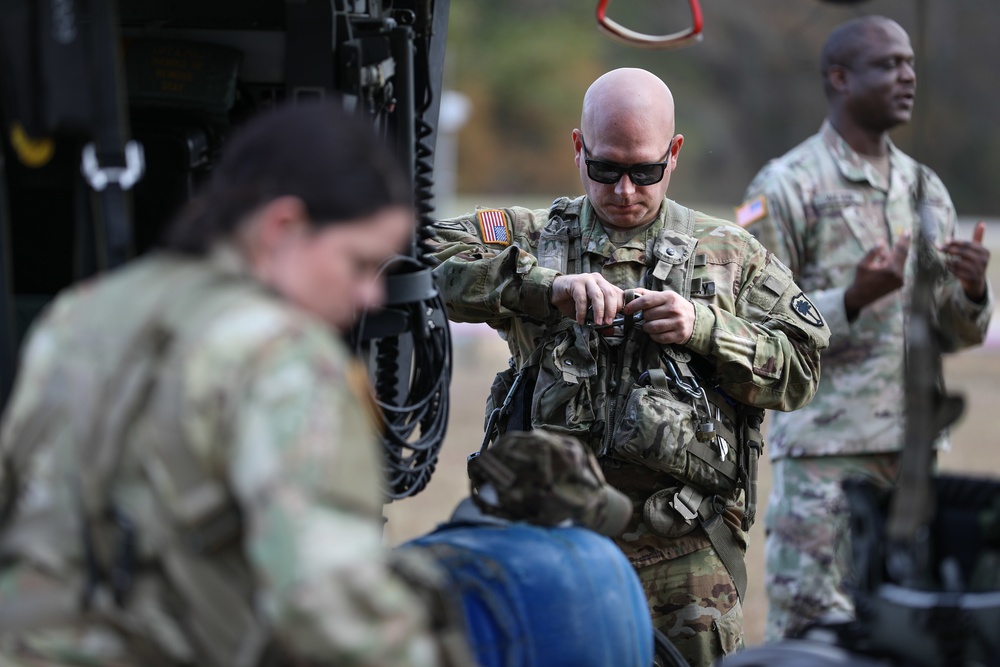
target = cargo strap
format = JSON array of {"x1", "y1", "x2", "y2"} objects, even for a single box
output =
[{"x1": 671, "y1": 485, "x2": 748, "y2": 602}]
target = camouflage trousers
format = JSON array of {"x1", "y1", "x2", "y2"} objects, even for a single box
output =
[
  {"x1": 637, "y1": 545, "x2": 744, "y2": 667},
  {"x1": 764, "y1": 453, "x2": 900, "y2": 641}
]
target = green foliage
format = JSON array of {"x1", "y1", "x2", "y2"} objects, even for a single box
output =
[{"x1": 446, "y1": 1, "x2": 605, "y2": 194}]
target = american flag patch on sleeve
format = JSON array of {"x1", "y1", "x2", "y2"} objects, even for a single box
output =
[
  {"x1": 735, "y1": 195, "x2": 767, "y2": 228},
  {"x1": 477, "y1": 209, "x2": 510, "y2": 245}
]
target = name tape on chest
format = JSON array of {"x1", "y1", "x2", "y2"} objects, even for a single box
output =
[
  {"x1": 735, "y1": 195, "x2": 767, "y2": 228},
  {"x1": 477, "y1": 209, "x2": 510, "y2": 246}
]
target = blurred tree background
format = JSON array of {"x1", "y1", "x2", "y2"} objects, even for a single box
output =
[{"x1": 443, "y1": 0, "x2": 999, "y2": 217}]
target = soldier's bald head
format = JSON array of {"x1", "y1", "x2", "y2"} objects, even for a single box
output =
[{"x1": 581, "y1": 68, "x2": 675, "y2": 145}]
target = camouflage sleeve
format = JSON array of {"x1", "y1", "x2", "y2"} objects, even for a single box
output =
[
  {"x1": 923, "y1": 169, "x2": 995, "y2": 352},
  {"x1": 936, "y1": 279, "x2": 994, "y2": 353},
  {"x1": 428, "y1": 208, "x2": 561, "y2": 325},
  {"x1": 684, "y1": 229, "x2": 831, "y2": 412},
  {"x1": 217, "y1": 321, "x2": 459, "y2": 666},
  {"x1": 742, "y1": 163, "x2": 854, "y2": 339}
]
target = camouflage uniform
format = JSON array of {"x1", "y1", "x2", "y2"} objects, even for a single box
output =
[
  {"x1": 430, "y1": 196, "x2": 830, "y2": 667},
  {"x1": 740, "y1": 120, "x2": 994, "y2": 640},
  {"x1": 0, "y1": 247, "x2": 471, "y2": 666}
]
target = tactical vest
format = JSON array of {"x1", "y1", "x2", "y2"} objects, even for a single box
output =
[
  {"x1": 483, "y1": 197, "x2": 764, "y2": 600},
  {"x1": 0, "y1": 255, "x2": 283, "y2": 667}
]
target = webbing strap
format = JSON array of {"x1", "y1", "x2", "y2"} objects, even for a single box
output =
[
  {"x1": 645, "y1": 368, "x2": 669, "y2": 391},
  {"x1": 741, "y1": 423, "x2": 763, "y2": 530},
  {"x1": 700, "y1": 506, "x2": 748, "y2": 602},
  {"x1": 674, "y1": 484, "x2": 749, "y2": 601},
  {"x1": 686, "y1": 438, "x2": 738, "y2": 481}
]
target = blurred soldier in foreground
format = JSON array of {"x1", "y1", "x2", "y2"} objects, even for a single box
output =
[
  {"x1": 0, "y1": 103, "x2": 476, "y2": 666},
  {"x1": 429, "y1": 67, "x2": 830, "y2": 666},
  {"x1": 740, "y1": 15, "x2": 993, "y2": 641}
]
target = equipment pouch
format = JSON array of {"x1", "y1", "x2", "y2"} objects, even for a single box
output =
[
  {"x1": 643, "y1": 487, "x2": 698, "y2": 538},
  {"x1": 530, "y1": 324, "x2": 603, "y2": 446},
  {"x1": 608, "y1": 385, "x2": 740, "y2": 498}
]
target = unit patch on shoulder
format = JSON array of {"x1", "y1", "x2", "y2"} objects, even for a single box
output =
[
  {"x1": 477, "y1": 209, "x2": 510, "y2": 246},
  {"x1": 790, "y1": 292, "x2": 824, "y2": 327},
  {"x1": 734, "y1": 195, "x2": 767, "y2": 228}
]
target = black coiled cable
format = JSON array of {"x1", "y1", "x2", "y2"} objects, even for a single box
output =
[
  {"x1": 413, "y1": 113, "x2": 439, "y2": 267},
  {"x1": 355, "y1": 0, "x2": 452, "y2": 501},
  {"x1": 364, "y1": 3, "x2": 452, "y2": 501},
  {"x1": 355, "y1": 255, "x2": 452, "y2": 501},
  {"x1": 377, "y1": 0, "x2": 452, "y2": 501}
]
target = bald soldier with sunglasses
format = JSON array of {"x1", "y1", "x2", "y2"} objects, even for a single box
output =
[{"x1": 429, "y1": 68, "x2": 830, "y2": 667}]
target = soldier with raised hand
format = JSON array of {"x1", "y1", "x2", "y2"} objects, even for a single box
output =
[
  {"x1": 430, "y1": 67, "x2": 830, "y2": 667},
  {"x1": 739, "y1": 15, "x2": 993, "y2": 641},
  {"x1": 0, "y1": 103, "x2": 475, "y2": 666}
]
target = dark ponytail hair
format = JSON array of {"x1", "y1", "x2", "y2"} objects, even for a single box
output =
[{"x1": 164, "y1": 101, "x2": 413, "y2": 254}]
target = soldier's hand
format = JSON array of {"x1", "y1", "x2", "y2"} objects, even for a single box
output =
[
  {"x1": 624, "y1": 288, "x2": 695, "y2": 345},
  {"x1": 843, "y1": 233, "x2": 911, "y2": 320},
  {"x1": 942, "y1": 221, "x2": 990, "y2": 302},
  {"x1": 551, "y1": 273, "x2": 624, "y2": 325}
]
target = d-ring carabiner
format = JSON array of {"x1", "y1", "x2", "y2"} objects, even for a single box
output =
[{"x1": 596, "y1": 0, "x2": 703, "y2": 50}]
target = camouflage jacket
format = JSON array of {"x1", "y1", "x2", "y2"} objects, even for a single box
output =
[
  {"x1": 0, "y1": 247, "x2": 459, "y2": 667},
  {"x1": 430, "y1": 196, "x2": 830, "y2": 564},
  {"x1": 741, "y1": 120, "x2": 994, "y2": 459}
]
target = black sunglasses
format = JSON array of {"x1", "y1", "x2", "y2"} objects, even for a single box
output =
[{"x1": 580, "y1": 135, "x2": 674, "y2": 187}]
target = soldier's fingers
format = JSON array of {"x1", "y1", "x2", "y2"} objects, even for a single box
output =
[
  {"x1": 858, "y1": 243, "x2": 887, "y2": 268},
  {"x1": 584, "y1": 280, "x2": 608, "y2": 325},
  {"x1": 945, "y1": 241, "x2": 990, "y2": 266},
  {"x1": 592, "y1": 277, "x2": 625, "y2": 325},
  {"x1": 623, "y1": 290, "x2": 652, "y2": 314},
  {"x1": 951, "y1": 248, "x2": 990, "y2": 277},
  {"x1": 573, "y1": 297, "x2": 588, "y2": 324},
  {"x1": 625, "y1": 288, "x2": 677, "y2": 315},
  {"x1": 603, "y1": 287, "x2": 625, "y2": 324},
  {"x1": 642, "y1": 319, "x2": 684, "y2": 346},
  {"x1": 973, "y1": 221, "x2": 986, "y2": 246}
]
